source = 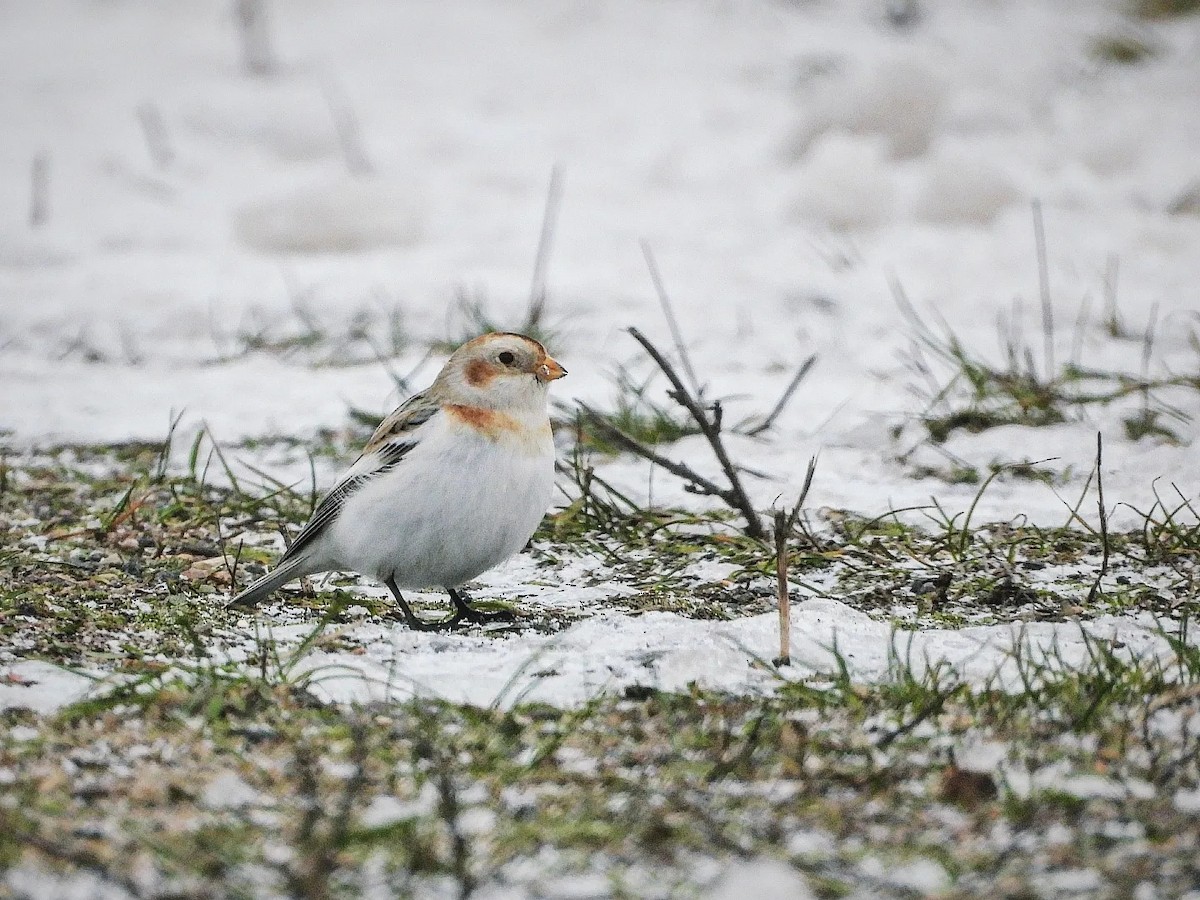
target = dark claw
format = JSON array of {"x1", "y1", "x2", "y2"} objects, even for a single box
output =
[
  {"x1": 449, "y1": 587, "x2": 517, "y2": 625},
  {"x1": 458, "y1": 606, "x2": 517, "y2": 625},
  {"x1": 386, "y1": 575, "x2": 462, "y2": 632},
  {"x1": 390, "y1": 608, "x2": 464, "y2": 632},
  {"x1": 384, "y1": 578, "x2": 517, "y2": 631}
]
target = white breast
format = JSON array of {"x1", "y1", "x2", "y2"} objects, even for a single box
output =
[{"x1": 323, "y1": 409, "x2": 555, "y2": 588}]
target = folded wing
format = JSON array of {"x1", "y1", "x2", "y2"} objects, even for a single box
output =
[{"x1": 280, "y1": 392, "x2": 440, "y2": 563}]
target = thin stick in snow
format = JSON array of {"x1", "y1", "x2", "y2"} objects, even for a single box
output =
[
  {"x1": 627, "y1": 326, "x2": 765, "y2": 538},
  {"x1": 1085, "y1": 432, "x2": 1108, "y2": 605},
  {"x1": 235, "y1": 0, "x2": 274, "y2": 76},
  {"x1": 1138, "y1": 302, "x2": 1160, "y2": 422},
  {"x1": 577, "y1": 402, "x2": 730, "y2": 501},
  {"x1": 323, "y1": 79, "x2": 373, "y2": 176},
  {"x1": 1103, "y1": 254, "x2": 1123, "y2": 337},
  {"x1": 774, "y1": 509, "x2": 792, "y2": 667},
  {"x1": 743, "y1": 354, "x2": 818, "y2": 436},
  {"x1": 773, "y1": 457, "x2": 816, "y2": 668},
  {"x1": 137, "y1": 102, "x2": 174, "y2": 169},
  {"x1": 1032, "y1": 199, "x2": 1054, "y2": 379},
  {"x1": 527, "y1": 165, "x2": 564, "y2": 330},
  {"x1": 29, "y1": 153, "x2": 49, "y2": 229},
  {"x1": 640, "y1": 241, "x2": 704, "y2": 400}
]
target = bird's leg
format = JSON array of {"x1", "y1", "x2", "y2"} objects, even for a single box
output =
[
  {"x1": 448, "y1": 587, "x2": 516, "y2": 624},
  {"x1": 384, "y1": 576, "x2": 461, "y2": 632}
]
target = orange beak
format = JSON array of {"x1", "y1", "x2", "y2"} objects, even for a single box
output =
[{"x1": 536, "y1": 356, "x2": 568, "y2": 383}]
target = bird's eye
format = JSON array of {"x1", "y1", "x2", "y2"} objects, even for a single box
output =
[{"x1": 498, "y1": 351, "x2": 516, "y2": 365}]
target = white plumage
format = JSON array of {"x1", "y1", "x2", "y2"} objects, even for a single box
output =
[
  {"x1": 322, "y1": 405, "x2": 555, "y2": 588},
  {"x1": 228, "y1": 332, "x2": 566, "y2": 629}
]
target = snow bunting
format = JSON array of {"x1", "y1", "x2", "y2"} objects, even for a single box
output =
[{"x1": 228, "y1": 332, "x2": 566, "y2": 629}]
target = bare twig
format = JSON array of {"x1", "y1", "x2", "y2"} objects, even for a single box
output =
[
  {"x1": 773, "y1": 457, "x2": 818, "y2": 667},
  {"x1": 136, "y1": 102, "x2": 173, "y2": 168},
  {"x1": 877, "y1": 687, "x2": 954, "y2": 750},
  {"x1": 1069, "y1": 291, "x2": 1091, "y2": 369},
  {"x1": 578, "y1": 403, "x2": 729, "y2": 500},
  {"x1": 329, "y1": 719, "x2": 371, "y2": 857},
  {"x1": 773, "y1": 510, "x2": 792, "y2": 666},
  {"x1": 640, "y1": 241, "x2": 703, "y2": 399},
  {"x1": 234, "y1": 0, "x2": 274, "y2": 76},
  {"x1": 436, "y1": 766, "x2": 475, "y2": 899},
  {"x1": 1102, "y1": 253, "x2": 1123, "y2": 337},
  {"x1": 29, "y1": 152, "x2": 49, "y2": 228},
  {"x1": 323, "y1": 79, "x2": 373, "y2": 176},
  {"x1": 527, "y1": 164, "x2": 564, "y2": 329},
  {"x1": 216, "y1": 509, "x2": 245, "y2": 586},
  {"x1": 1140, "y1": 302, "x2": 1160, "y2": 415},
  {"x1": 1032, "y1": 199, "x2": 1054, "y2": 379},
  {"x1": 794, "y1": 455, "x2": 818, "y2": 514},
  {"x1": 742, "y1": 353, "x2": 818, "y2": 436},
  {"x1": 627, "y1": 327, "x2": 765, "y2": 538},
  {"x1": 1086, "y1": 432, "x2": 1109, "y2": 605}
]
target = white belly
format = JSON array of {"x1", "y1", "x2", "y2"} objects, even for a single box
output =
[{"x1": 323, "y1": 415, "x2": 555, "y2": 588}]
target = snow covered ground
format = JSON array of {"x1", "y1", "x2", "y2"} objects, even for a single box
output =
[
  {"x1": 4, "y1": 596, "x2": 1180, "y2": 713},
  {"x1": 2, "y1": 0, "x2": 1199, "y2": 712}
]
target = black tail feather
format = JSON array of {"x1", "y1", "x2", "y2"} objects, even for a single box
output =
[{"x1": 226, "y1": 557, "x2": 311, "y2": 610}]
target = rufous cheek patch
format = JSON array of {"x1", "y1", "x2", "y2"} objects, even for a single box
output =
[{"x1": 464, "y1": 358, "x2": 500, "y2": 388}]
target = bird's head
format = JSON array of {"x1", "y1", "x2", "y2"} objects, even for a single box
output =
[{"x1": 434, "y1": 332, "x2": 566, "y2": 411}]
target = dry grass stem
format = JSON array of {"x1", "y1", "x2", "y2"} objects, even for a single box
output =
[
  {"x1": 625, "y1": 327, "x2": 766, "y2": 538},
  {"x1": 527, "y1": 164, "x2": 564, "y2": 329}
]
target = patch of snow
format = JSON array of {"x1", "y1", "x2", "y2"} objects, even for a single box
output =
[
  {"x1": 706, "y1": 858, "x2": 815, "y2": 900},
  {"x1": 0, "y1": 660, "x2": 95, "y2": 714},
  {"x1": 792, "y1": 133, "x2": 896, "y2": 229},
  {"x1": 201, "y1": 770, "x2": 264, "y2": 810},
  {"x1": 1044, "y1": 823, "x2": 1074, "y2": 846},
  {"x1": 272, "y1": 597, "x2": 1178, "y2": 709},
  {"x1": 7, "y1": 725, "x2": 39, "y2": 742},
  {"x1": 525, "y1": 872, "x2": 612, "y2": 900},
  {"x1": 1006, "y1": 760, "x2": 1158, "y2": 802},
  {"x1": 1056, "y1": 774, "x2": 1157, "y2": 801},
  {"x1": 4, "y1": 867, "x2": 135, "y2": 900},
  {"x1": 360, "y1": 787, "x2": 437, "y2": 828},
  {"x1": 681, "y1": 559, "x2": 742, "y2": 583},
  {"x1": 785, "y1": 829, "x2": 836, "y2": 858},
  {"x1": 1174, "y1": 788, "x2": 1200, "y2": 815},
  {"x1": 886, "y1": 857, "x2": 951, "y2": 894},
  {"x1": 1040, "y1": 868, "x2": 1104, "y2": 895},
  {"x1": 234, "y1": 178, "x2": 424, "y2": 254},
  {"x1": 911, "y1": 139, "x2": 1020, "y2": 225},
  {"x1": 2, "y1": 589, "x2": 1186, "y2": 716},
  {"x1": 953, "y1": 738, "x2": 1009, "y2": 774}
]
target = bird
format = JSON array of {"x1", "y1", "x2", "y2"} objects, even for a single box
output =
[{"x1": 227, "y1": 332, "x2": 567, "y2": 630}]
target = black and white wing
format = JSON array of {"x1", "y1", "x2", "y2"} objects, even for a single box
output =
[
  {"x1": 227, "y1": 392, "x2": 440, "y2": 609},
  {"x1": 278, "y1": 391, "x2": 440, "y2": 563}
]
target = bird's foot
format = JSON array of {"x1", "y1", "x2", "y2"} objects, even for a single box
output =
[
  {"x1": 448, "y1": 588, "x2": 517, "y2": 626},
  {"x1": 457, "y1": 605, "x2": 517, "y2": 625},
  {"x1": 390, "y1": 608, "x2": 465, "y2": 632},
  {"x1": 384, "y1": 580, "x2": 517, "y2": 631},
  {"x1": 384, "y1": 577, "x2": 467, "y2": 632},
  {"x1": 389, "y1": 607, "x2": 512, "y2": 631}
]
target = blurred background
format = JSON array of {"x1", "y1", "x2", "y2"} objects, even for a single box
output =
[{"x1": 1, "y1": 0, "x2": 1198, "y2": 519}]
